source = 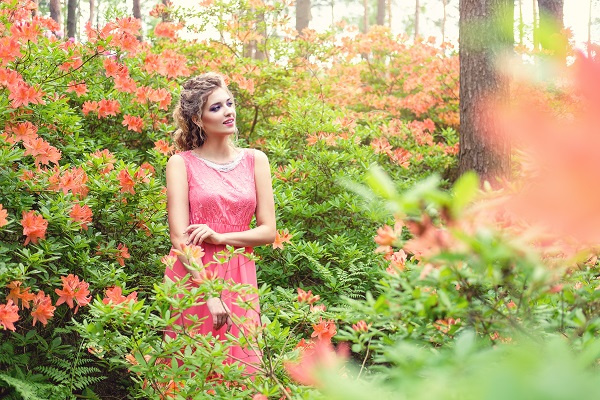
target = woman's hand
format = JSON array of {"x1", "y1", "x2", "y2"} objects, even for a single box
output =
[
  {"x1": 185, "y1": 224, "x2": 224, "y2": 245},
  {"x1": 205, "y1": 297, "x2": 232, "y2": 331}
]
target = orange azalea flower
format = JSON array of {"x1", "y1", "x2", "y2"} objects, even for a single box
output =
[
  {"x1": 154, "y1": 139, "x2": 174, "y2": 155},
  {"x1": 66, "y1": 81, "x2": 87, "y2": 96},
  {"x1": 96, "y1": 99, "x2": 120, "y2": 118},
  {"x1": 272, "y1": 229, "x2": 292, "y2": 249},
  {"x1": 116, "y1": 243, "x2": 130, "y2": 266},
  {"x1": 147, "y1": 87, "x2": 172, "y2": 109},
  {"x1": 285, "y1": 338, "x2": 348, "y2": 387},
  {"x1": 31, "y1": 290, "x2": 55, "y2": 326},
  {"x1": 140, "y1": 162, "x2": 155, "y2": 175},
  {"x1": 59, "y1": 56, "x2": 83, "y2": 72},
  {"x1": 90, "y1": 148, "x2": 115, "y2": 174},
  {"x1": 370, "y1": 137, "x2": 392, "y2": 154},
  {"x1": 7, "y1": 121, "x2": 38, "y2": 142},
  {"x1": 102, "y1": 286, "x2": 137, "y2": 305},
  {"x1": 160, "y1": 254, "x2": 177, "y2": 268},
  {"x1": 174, "y1": 243, "x2": 205, "y2": 264},
  {"x1": 103, "y1": 58, "x2": 128, "y2": 79},
  {"x1": 311, "y1": 318, "x2": 337, "y2": 341},
  {"x1": 10, "y1": 22, "x2": 41, "y2": 43},
  {"x1": 0, "y1": 37, "x2": 22, "y2": 66},
  {"x1": 389, "y1": 147, "x2": 411, "y2": 169},
  {"x1": 54, "y1": 274, "x2": 91, "y2": 313},
  {"x1": 69, "y1": 204, "x2": 93, "y2": 230},
  {"x1": 0, "y1": 204, "x2": 8, "y2": 228},
  {"x1": 0, "y1": 67, "x2": 23, "y2": 87},
  {"x1": 374, "y1": 222, "x2": 402, "y2": 251},
  {"x1": 8, "y1": 81, "x2": 44, "y2": 108},
  {"x1": 154, "y1": 22, "x2": 183, "y2": 40},
  {"x1": 59, "y1": 167, "x2": 89, "y2": 197},
  {"x1": 21, "y1": 210, "x2": 48, "y2": 245},
  {"x1": 22, "y1": 136, "x2": 61, "y2": 166},
  {"x1": 310, "y1": 304, "x2": 326, "y2": 313},
  {"x1": 433, "y1": 317, "x2": 460, "y2": 334},
  {"x1": 297, "y1": 288, "x2": 320, "y2": 304},
  {"x1": 116, "y1": 16, "x2": 142, "y2": 36},
  {"x1": 388, "y1": 249, "x2": 407, "y2": 272},
  {"x1": 117, "y1": 169, "x2": 135, "y2": 194},
  {"x1": 6, "y1": 281, "x2": 36, "y2": 309},
  {"x1": 114, "y1": 75, "x2": 137, "y2": 93},
  {"x1": 352, "y1": 320, "x2": 371, "y2": 332},
  {"x1": 0, "y1": 300, "x2": 19, "y2": 331},
  {"x1": 82, "y1": 100, "x2": 98, "y2": 115},
  {"x1": 122, "y1": 114, "x2": 144, "y2": 132}
]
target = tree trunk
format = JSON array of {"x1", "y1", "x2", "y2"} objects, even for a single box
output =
[
  {"x1": 458, "y1": 0, "x2": 512, "y2": 181},
  {"x1": 49, "y1": 0, "x2": 62, "y2": 31},
  {"x1": 133, "y1": 0, "x2": 142, "y2": 20},
  {"x1": 296, "y1": 0, "x2": 311, "y2": 32},
  {"x1": 442, "y1": 0, "x2": 447, "y2": 42},
  {"x1": 387, "y1": 0, "x2": 392, "y2": 29},
  {"x1": 67, "y1": 0, "x2": 77, "y2": 39},
  {"x1": 89, "y1": 0, "x2": 95, "y2": 29},
  {"x1": 537, "y1": 0, "x2": 565, "y2": 59},
  {"x1": 363, "y1": 0, "x2": 368, "y2": 33},
  {"x1": 414, "y1": 0, "x2": 420, "y2": 39},
  {"x1": 376, "y1": 0, "x2": 385, "y2": 25}
]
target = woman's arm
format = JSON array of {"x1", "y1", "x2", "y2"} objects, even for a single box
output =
[
  {"x1": 166, "y1": 154, "x2": 203, "y2": 279},
  {"x1": 185, "y1": 149, "x2": 276, "y2": 247}
]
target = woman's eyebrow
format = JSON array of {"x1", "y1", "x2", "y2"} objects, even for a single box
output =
[{"x1": 209, "y1": 98, "x2": 232, "y2": 107}]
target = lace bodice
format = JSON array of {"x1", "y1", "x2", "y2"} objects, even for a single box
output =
[{"x1": 180, "y1": 149, "x2": 256, "y2": 231}]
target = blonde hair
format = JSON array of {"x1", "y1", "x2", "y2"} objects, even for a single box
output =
[{"x1": 172, "y1": 72, "x2": 234, "y2": 151}]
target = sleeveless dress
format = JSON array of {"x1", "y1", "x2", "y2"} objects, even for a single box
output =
[{"x1": 164, "y1": 148, "x2": 261, "y2": 372}]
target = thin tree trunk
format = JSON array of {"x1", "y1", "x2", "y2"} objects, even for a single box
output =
[
  {"x1": 387, "y1": 0, "x2": 392, "y2": 29},
  {"x1": 296, "y1": 0, "x2": 311, "y2": 32},
  {"x1": 67, "y1": 0, "x2": 77, "y2": 39},
  {"x1": 89, "y1": 0, "x2": 95, "y2": 29},
  {"x1": 376, "y1": 0, "x2": 385, "y2": 25},
  {"x1": 133, "y1": 0, "x2": 142, "y2": 39},
  {"x1": 133, "y1": 0, "x2": 142, "y2": 20},
  {"x1": 49, "y1": 0, "x2": 62, "y2": 32},
  {"x1": 458, "y1": 0, "x2": 512, "y2": 181},
  {"x1": 414, "y1": 0, "x2": 420, "y2": 39},
  {"x1": 363, "y1": 0, "x2": 369, "y2": 33},
  {"x1": 442, "y1": 0, "x2": 447, "y2": 42}
]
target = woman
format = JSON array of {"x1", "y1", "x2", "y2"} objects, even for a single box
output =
[{"x1": 165, "y1": 72, "x2": 276, "y2": 371}]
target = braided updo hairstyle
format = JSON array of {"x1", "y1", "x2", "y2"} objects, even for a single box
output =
[{"x1": 172, "y1": 72, "x2": 234, "y2": 151}]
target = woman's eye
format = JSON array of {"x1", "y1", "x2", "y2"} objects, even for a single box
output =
[{"x1": 210, "y1": 106, "x2": 220, "y2": 112}]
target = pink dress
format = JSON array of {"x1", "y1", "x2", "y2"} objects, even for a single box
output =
[{"x1": 164, "y1": 148, "x2": 261, "y2": 372}]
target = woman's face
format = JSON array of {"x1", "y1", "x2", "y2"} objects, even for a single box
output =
[{"x1": 200, "y1": 87, "x2": 236, "y2": 138}]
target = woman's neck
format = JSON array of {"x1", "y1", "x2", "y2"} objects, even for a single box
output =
[{"x1": 193, "y1": 139, "x2": 238, "y2": 163}]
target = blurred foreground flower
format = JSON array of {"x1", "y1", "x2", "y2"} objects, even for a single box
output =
[
  {"x1": 471, "y1": 54, "x2": 600, "y2": 256},
  {"x1": 284, "y1": 339, "x2": 348, "y2": 387}
]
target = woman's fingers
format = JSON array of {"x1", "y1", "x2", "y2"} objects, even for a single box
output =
[{"x1": 185, "y1": 224, "x2": 215, "y2": 245}]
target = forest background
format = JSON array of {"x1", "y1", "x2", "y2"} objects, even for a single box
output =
[{"x1": 2, "y1": 0, "x2": 600, "y2": 399}]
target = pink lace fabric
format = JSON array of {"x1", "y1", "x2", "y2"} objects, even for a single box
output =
[{"x1": 164, "y1": 148, "x2": 261, "y2": 372}]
